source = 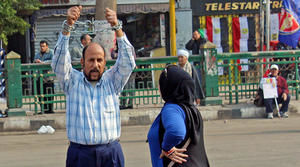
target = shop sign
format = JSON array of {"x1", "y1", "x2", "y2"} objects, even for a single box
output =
[{"x1": 191, "y1": 0, "x2": 282, "y2": 16}]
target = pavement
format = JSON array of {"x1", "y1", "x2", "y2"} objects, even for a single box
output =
[
  {"x1": 2, "y1": 118, "x2": 300, "y2": 167},
  {"x1": 0, "y1": 98, "x2": 300, "y2": 132}
]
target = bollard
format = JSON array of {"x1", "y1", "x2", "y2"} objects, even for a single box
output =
[{"x1": 5, "y1": 51, "x2": 26, "y2": 116}]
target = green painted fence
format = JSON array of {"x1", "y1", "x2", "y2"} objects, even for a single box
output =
[
  {"x1": 16, "y1": 56, "x2": 202, "y2": 114},
  {"x1": 2, "y1": 50, "x2": 300, "y2": 115},
  {"x1": 216, "y1": 50, "x2": 300, "y2": 104}
]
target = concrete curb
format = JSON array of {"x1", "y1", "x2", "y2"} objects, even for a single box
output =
[
  {"x1": 0, "y1": 115, "x2": 66, "y2": 132},
  {"x1": 0, "y1": 103, "x2": 299, "y2": 132}
]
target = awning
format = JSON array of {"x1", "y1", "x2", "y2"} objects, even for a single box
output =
[
  {"x1": 34, "y1": 3, "x2": 169, "y2": 18},
  {"x1": 118, "y1": 3, "x2": 169, "y2": 14}
]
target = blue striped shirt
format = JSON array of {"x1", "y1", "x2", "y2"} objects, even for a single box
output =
[{"x1": 51, "y1": 32, "x2": 136, "y2": 145}]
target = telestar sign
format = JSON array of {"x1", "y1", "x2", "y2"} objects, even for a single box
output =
[{"x1": 191, "y1": 0, "x2": 282, "y2": 16}]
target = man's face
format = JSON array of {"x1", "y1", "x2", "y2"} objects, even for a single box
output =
[
  {"x1": 270, "y1": 68, "x2": 279, "y2": 77},
  {"x1": 40, "y1": 43, "x2": 48, "y2": 53},
  {"x1": 178, "y1": 55, "x2": 188, "y2": 66},
  {"x1": 82, "y1": 35, "x2": 92, "y2": 47},
  {"x1": 193, "y1": 31, "x2": 201, "y2": 40},
  {"x1": 81, "y1": 43, "x2": 106, "y2": 81}
]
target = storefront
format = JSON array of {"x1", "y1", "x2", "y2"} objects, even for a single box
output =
[
  {"x1": 191, "y1": 0, "x2": 282, "y2": 53},
  {"x1": 120, "y1": 13, "x2": 167, "y2": 57},
  {"x1": 31, "y1": 0, "x2": 169, "y2": 60}
]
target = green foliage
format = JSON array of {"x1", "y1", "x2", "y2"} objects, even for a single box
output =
[{"x1": 0, "y1": 0, "x2": 41, "y2": 45}]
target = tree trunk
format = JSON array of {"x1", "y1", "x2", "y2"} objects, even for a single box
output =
[{"x1": 95, "y1": 0, "x2": 117, "y2": 20}]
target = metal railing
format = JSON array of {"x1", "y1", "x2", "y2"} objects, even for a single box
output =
[
  {"x1": 217, "y1": 50, "x2": 300, "y2": 104},
  {"x1": 3, "y1": 50, "x2": 300, "y2": 115},
  {"x1": 17, "y1": 56, "x2": 200, "y2": 114}
]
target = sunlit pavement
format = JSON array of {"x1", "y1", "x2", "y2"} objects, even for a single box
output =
[{"x1": 1, "y1": 116, "x2": 300, "y2": 167}]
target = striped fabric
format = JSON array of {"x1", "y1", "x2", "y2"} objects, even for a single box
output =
[
  {"x1": 206, "y1": 16, "x2": 229, "y2": 53},
  {"x1": 0, "y1": 49, "x2": 5, "y2": 95},
  {"x1": 51, "y1": 33, "x2": 136, "y2": 145},
  {"x1": 232, "y1": 16, "x2": 256, "y2": 52}
]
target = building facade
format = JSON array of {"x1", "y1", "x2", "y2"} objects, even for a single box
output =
[
  {"x1": 190, "y1": 0, "x2": 282, "y2": 53},
  {"x1": 32, "y1": 0, "x2": 170, "y2": 60}
]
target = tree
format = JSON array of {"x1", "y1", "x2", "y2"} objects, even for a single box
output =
[{"x1": 0, "y1": 0, "x2": 41, "y2": 45}]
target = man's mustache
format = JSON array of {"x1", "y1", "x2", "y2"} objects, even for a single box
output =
[{"x1": 90, "y1": 68, "x2": 100, "y2": 73}]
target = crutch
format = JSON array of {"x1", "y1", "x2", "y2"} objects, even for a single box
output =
[{"x1": 274, "y1": 95, "x2": 281, "y2": 117}]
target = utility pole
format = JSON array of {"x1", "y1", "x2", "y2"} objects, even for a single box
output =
[
  {"x1": 266, "y1": 0, "x2": 271, "y2": 51},
  {"x1": 260, "y1": 0, "x2": 265, "y2": 51},
  {"x1": 95, "y1": 0, "x2": 116, "y2": 20},
  {"x1": 94, "y1": 0, "x2": 117, "y2": 60},
  {"x1": 169, "y1": 0, "x2": 177, "y2": 56},
  {"x1": 259, "y1": 0, "x2": 266, "y2": 76}
]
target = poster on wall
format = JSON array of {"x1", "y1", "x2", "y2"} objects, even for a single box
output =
[
  {"x1": 205, "y1": 51, "x2": 218, "y2": 76},
  {"x1": 270, "y1": 13, "x2": 280, "y2": 42},
  {"x1": 160, "y1": 14, "x2": 166, "y2": 47},
  {"x1": 239, "y1": 59, "x2": 249, "y2": 71},
  {"x1": 217, "y1": 61, "x2": 224, "y2": 76}
]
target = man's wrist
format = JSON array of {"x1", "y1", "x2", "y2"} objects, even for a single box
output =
[
  {"x1": 62, "y1": 31, "x2": 71, "y2": 36},
  {"x1": 62, "y1": 20, "x2": 74, "y2": 35},
  {"x1": 111, "y1": 20, "x2": 122, "y2": 31},
  {"x1": 112, "y1": 20, "x2": 124, "y2": 37}
]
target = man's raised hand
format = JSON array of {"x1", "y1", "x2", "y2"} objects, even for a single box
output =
[
  {"x1": 67, "y1": 6, "x2": 82, "y2": 26},
  {"x1": 105, "y1": 8, "x2": 123, "y2": 37},
  {"x1": 105, "y1": 8, "x2": 118, "y2": 27}
]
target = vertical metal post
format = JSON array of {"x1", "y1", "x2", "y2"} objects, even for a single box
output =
[
  {"x1": 234, "y1": 59, "x2": 239, "y2": 104},
  {"x1": 260, "y1": 0, "x2": 265, "y2": 51},
  {"x1": 295, "y1": 55, "x2": 299, "y2": 100},
  {"x1": 266, "y1": 0, "x2": 271, "y2": 51},
  {"x1": 33, "y1": 72, "x2": 38, "y2": 114},
  {"x1": 25, "y1": 17, "x2": 31, "y2": 63},
  {"x1": 260, "y1": 0, "x2": 267, "y2": 76},
  {"x1": 228, "y1": 63, "x2": 232, "y2": 104},
  {"x1": 39, "y1": 74, "x2": 44, "y2": 114},
  {"x1": 170, "y1": 0, "x2": 177, "y2": 56}
]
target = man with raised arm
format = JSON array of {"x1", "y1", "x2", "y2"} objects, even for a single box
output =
[{"x1": 51, "y1": 6, "x2": 136, "y2": 167}]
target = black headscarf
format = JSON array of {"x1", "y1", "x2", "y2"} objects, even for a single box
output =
[
  {"x1": 159, "y1": 65, "x2": 195, "y2": 105},
  {"x1": 159, "y1": 65, "x2": 210, "y2": 167}
]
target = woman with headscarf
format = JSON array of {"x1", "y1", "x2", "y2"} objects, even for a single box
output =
[
  {"x1": 177, "y1": 49, "x2": 205, "y2": 105},
  {"x1": 147, "y1": 65, "x2": 210, "y2": 167}
]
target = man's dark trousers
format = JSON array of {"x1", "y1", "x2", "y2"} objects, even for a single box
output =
[
  {"x1": 264, "y1": 95, "x2": 290, "y2": 113},
  {"x1": 66, "y1": 140, "x2": 125, "y2": 167}
]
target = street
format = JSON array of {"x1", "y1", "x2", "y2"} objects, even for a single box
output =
[{"x1": 0, "y1": 116, "x2": 300, "y2": 167}]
